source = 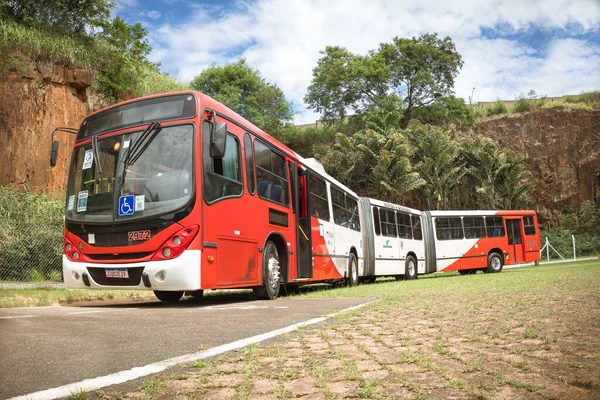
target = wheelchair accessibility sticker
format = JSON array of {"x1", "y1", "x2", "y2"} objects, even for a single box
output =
[{"x1": 119, "y1": 195, "x2": 135, "y2": 216}]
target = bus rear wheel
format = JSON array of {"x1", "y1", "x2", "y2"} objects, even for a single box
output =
[
  {"x1": 347, "y1": 253, "x2": 359, "y2": 286},
  {"x1": 486, "y1": 252, "x2": 503, "y2": 273},
  {"x1": 254, "y1": 240, "x2": 281, "y2": 300},
  {"x1": 405, "y1": 255, "x2": 417, "y2": 280},
  {"x1": 154, "y1": 290, "x2": 184, "y2": 302}
]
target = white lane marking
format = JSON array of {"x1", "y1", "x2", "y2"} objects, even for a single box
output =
[
  {"x1": 0, "y1": 315, "x2": 36, "y2": 320},
  {"x1": 68, "y1": 311, "x2": 106, "y2": 315},
  {"x1": 9, "y1": 300, "x2": 377, "y2": 400},
  {"x1": 203, "y1": 305, "x2": 289, "y2": 310}
]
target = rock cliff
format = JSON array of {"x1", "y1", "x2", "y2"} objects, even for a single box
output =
[
  {"x1": 476, "y1": 107, "x2": 600, "y2": 223},
  {"x1": 0, "y1": 62, "x2": 94, "y2": 195}
]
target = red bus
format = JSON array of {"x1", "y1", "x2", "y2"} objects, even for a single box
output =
[
  {"x1": 50, "y1": 91, "x2": 364, "y2": 301},
  {"x1": 421, "y1": 210, "x2": 541, "y2": 274}
]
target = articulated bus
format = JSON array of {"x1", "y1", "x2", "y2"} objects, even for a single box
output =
[
  {"x1": 50, "y1": 91, "x2": 364, "y2": 301},
  {"x1": 49, "y1": 91, "x2": 541, "y2": 301},
  {"x1": 421, "y1": 210, "x2": 541, "y2": 274}
]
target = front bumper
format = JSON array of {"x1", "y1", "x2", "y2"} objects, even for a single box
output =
[{"x1": 63, "y1": 250, "x2": 201, "y2": 291}]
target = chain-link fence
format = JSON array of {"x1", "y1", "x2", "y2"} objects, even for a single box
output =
[{"x1": 0, "y1": 186, "x2": 64, "y2": 287}]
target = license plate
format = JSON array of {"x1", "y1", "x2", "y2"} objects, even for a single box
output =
[{"x1": 105, "y1": 268, "x2": 129, "y2": 278}]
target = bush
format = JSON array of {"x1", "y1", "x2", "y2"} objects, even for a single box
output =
[
  {"x1": 540, "y1": 228, "x2": 600, "y2": 260},
  {"x1": 564, "y1": 90, "x2": 600, "y2": 106},
  {"x1": 486, "y1": 100, "x2": 508, "y2": 116},
  {"x1": 0, "y1": 185, "x2": 64, "y2": 282}
]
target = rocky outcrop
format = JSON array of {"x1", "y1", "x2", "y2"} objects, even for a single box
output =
[
  {"x1": 476, "y1": 107, "x2": 600, "y2": 223},
  {"x1": 0, "y1": 62, "x2": 94, "y2": 194}
]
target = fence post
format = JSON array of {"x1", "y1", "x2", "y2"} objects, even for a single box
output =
[
  {"x1": 546, "y1": 237, "x2": 550, "y2": 262},
  {"x1": 572, "y1": 235, "x2": 576, "y2": 261}
]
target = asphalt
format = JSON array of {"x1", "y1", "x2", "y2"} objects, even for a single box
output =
[{"x1": 0, "y1": 295, "x2": 373, "y2": 399}]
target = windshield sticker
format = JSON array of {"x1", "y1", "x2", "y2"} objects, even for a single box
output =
[
  {"x1": 77, "y1": 191, "x2": 88, "y2": 212},
  {"x1": 67, "y1": 195, "x2": 75, "y2": 211},
  {"x1": 135, "y1": 195, "x2": 145, "y2": 211},
  {"x1": 118, "y1": 195, "x2": 135, "y2": 216},
  {"x1": 82, "y1": 149, "x2": 93, "y2": 170}
]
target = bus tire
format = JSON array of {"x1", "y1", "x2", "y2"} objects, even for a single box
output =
[
  {"x1": 405, "y1": 255, "x2": 417, "y2": 280},
  {"x1": 347, "y1": 253, "x2": 359, "y2": 286},
  {"x1": 487, "y1": 252, "x2": 503, "y2": 273},
  {"x1": 185, "y1": 290, "x2": 204, "y2": 299},
  {"x1": 255, "y1": 240, "x2": 281, "y2": 300},
  {"x1": 154, "y1": 290, "x2": 184, "y2": 302}
]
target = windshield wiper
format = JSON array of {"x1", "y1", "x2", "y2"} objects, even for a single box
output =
[
  {"x1": 124, "y1": 122, "x2": 161, "y2": 167},
  {"x1": 91, "y1": 135, "x2": 103, "y2": 174}
]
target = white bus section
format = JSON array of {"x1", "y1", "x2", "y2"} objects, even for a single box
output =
[
  {"x1": 301, "y1": 157, "x2": 364, "y2": 280},
  {"x1": 359, "y1": 198, "x2": 426, "y2": 279}
]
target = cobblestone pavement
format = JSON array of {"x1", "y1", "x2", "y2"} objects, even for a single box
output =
[{"x1": 93, "y1": 287, "x2": 599, "y2": 400}]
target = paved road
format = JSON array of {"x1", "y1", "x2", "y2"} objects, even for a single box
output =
[{"x1": 0, "y1": 295, "x2": 372, "y2": 399}]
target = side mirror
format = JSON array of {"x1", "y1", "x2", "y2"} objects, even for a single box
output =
[
  {"x1": 209, "y1": 121, "x2": 227, "y2": 158},
  {"x1": 50, "y1": 140, "x2": 59, "y2": 167}
]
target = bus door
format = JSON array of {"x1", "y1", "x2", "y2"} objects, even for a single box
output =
[
  {"x1": 506, "y1": 218, "x2": 524, "y2": 263},
  {"x1": 291, "y1": 163, "x2": 312, "y2": 278}
]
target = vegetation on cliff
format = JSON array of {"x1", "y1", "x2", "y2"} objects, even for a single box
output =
[{"x1": 0, "y1": 0, "x2": 185, "y2": 101}]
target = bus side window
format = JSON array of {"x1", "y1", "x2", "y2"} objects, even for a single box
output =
[
  {"x1": 244, "y1": 133, "x2": 255, "y2": 195},
  {"x1": 308, "y1": 174, "x2": 329, "y2": 220},
  {"x1": 202, "y1": 123, "x2": 243, "y2": 203},
  {"x1": 398, "y1": 212, "x2": 412, "y2": 238},
  {"x1": 411, "y1": 215, "x2": 423, "y2": 240},
  {"x1": 373, "y1": 207, "x2": 381, "y2": 236},
  {"x1": 524, "y1": 216, "x2": 536, "y2": 235},
  {"x1": 486, "y1": 216, "x2": 505, "y2": 237},
  {"x1": 331, "y1": 186, "x2": 347, "y2": 226},
  {"x1": 254, "y1": 140, "x2": 289, "y2": 206}
]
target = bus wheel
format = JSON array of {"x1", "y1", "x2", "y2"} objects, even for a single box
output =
[
  {"x1": 347, "y1": 253, "x2": 359, "y2": 286},
  {"x1": 255, "y1": 240, "x2": 281, "y2": 300},
  {"x1": 486, "y1": 252, "x2": 503, "y2": 273},
  {"x1": 154, "y1": 290, "x2": 184, "y2": 302},
  {"x1": 185, "y1": 290, "x2": 204, "y2": 299},
  {"x1": 458, "y1": 270, "x2": 469, "y2": 275},
  {"x1": 405, "y1": 255, "x2": 417, "y2": 280}
]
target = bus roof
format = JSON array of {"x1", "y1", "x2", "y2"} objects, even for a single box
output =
[
  {"x1": 427, "y1": 210, "x2": 537, "y2": 217},
  {"x1": 363, "y1": 198, "x2": 422, "y2": 215}
]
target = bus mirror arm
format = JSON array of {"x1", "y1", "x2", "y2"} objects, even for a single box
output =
[
  {"x1": 50, "y1": 127, "x2": 78, "y2": 167},
  {"x1": 209, "y1": 122, "x2": 227, "y2": 158}
]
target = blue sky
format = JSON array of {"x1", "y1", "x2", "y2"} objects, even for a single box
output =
[{"x1": 115, "y1": 0, "x2": 600, "y2": 124}]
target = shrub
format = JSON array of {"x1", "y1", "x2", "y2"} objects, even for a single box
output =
[
  {"x1": 486, "y1": 100, "x2": 508, "y2": 116},
  {"x1": 0, "y1": 185, "x2": 64, "y2": 282},
  {"x1": 564, "y1": 90, "x2": 600, "y2": 106}
]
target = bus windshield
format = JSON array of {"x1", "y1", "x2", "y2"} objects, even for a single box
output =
[{"x1": 65, "y1": 124, "x2": 194, "y2": 223}]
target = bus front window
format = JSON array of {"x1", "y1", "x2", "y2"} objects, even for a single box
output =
[{"x1": 65, "y1": 124, "x2": 194, "y2": 223}]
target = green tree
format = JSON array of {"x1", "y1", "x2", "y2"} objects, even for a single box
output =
[
  {"x1": 95, "y1": 16, "x2": 153, "y2": 100},
  {"x1": 305, "y1": 33, "x2": 463, "y2": 125},
  {"x1": 190, "y1": 59, "x2": 293, "y2": 135},
  {"x1": 457, "y1": 133, "x2": 531, "y2": 209},
  {"x1": 404, "y1": 122, "x2": 464, "y2": 210},
  {"x1": 1, "y1": 0, "x2": 113, "y2": 35},
  {"x1": 314, "y1": 110, "x2": 423, "y2": 202}
]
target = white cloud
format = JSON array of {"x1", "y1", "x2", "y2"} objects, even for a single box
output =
[
  {"x1": 144, "y1": 0, "x2": 600, "y2": 124},
  {"x1": 147, "y1": 10, "x2": 162, "y2": 19}
]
